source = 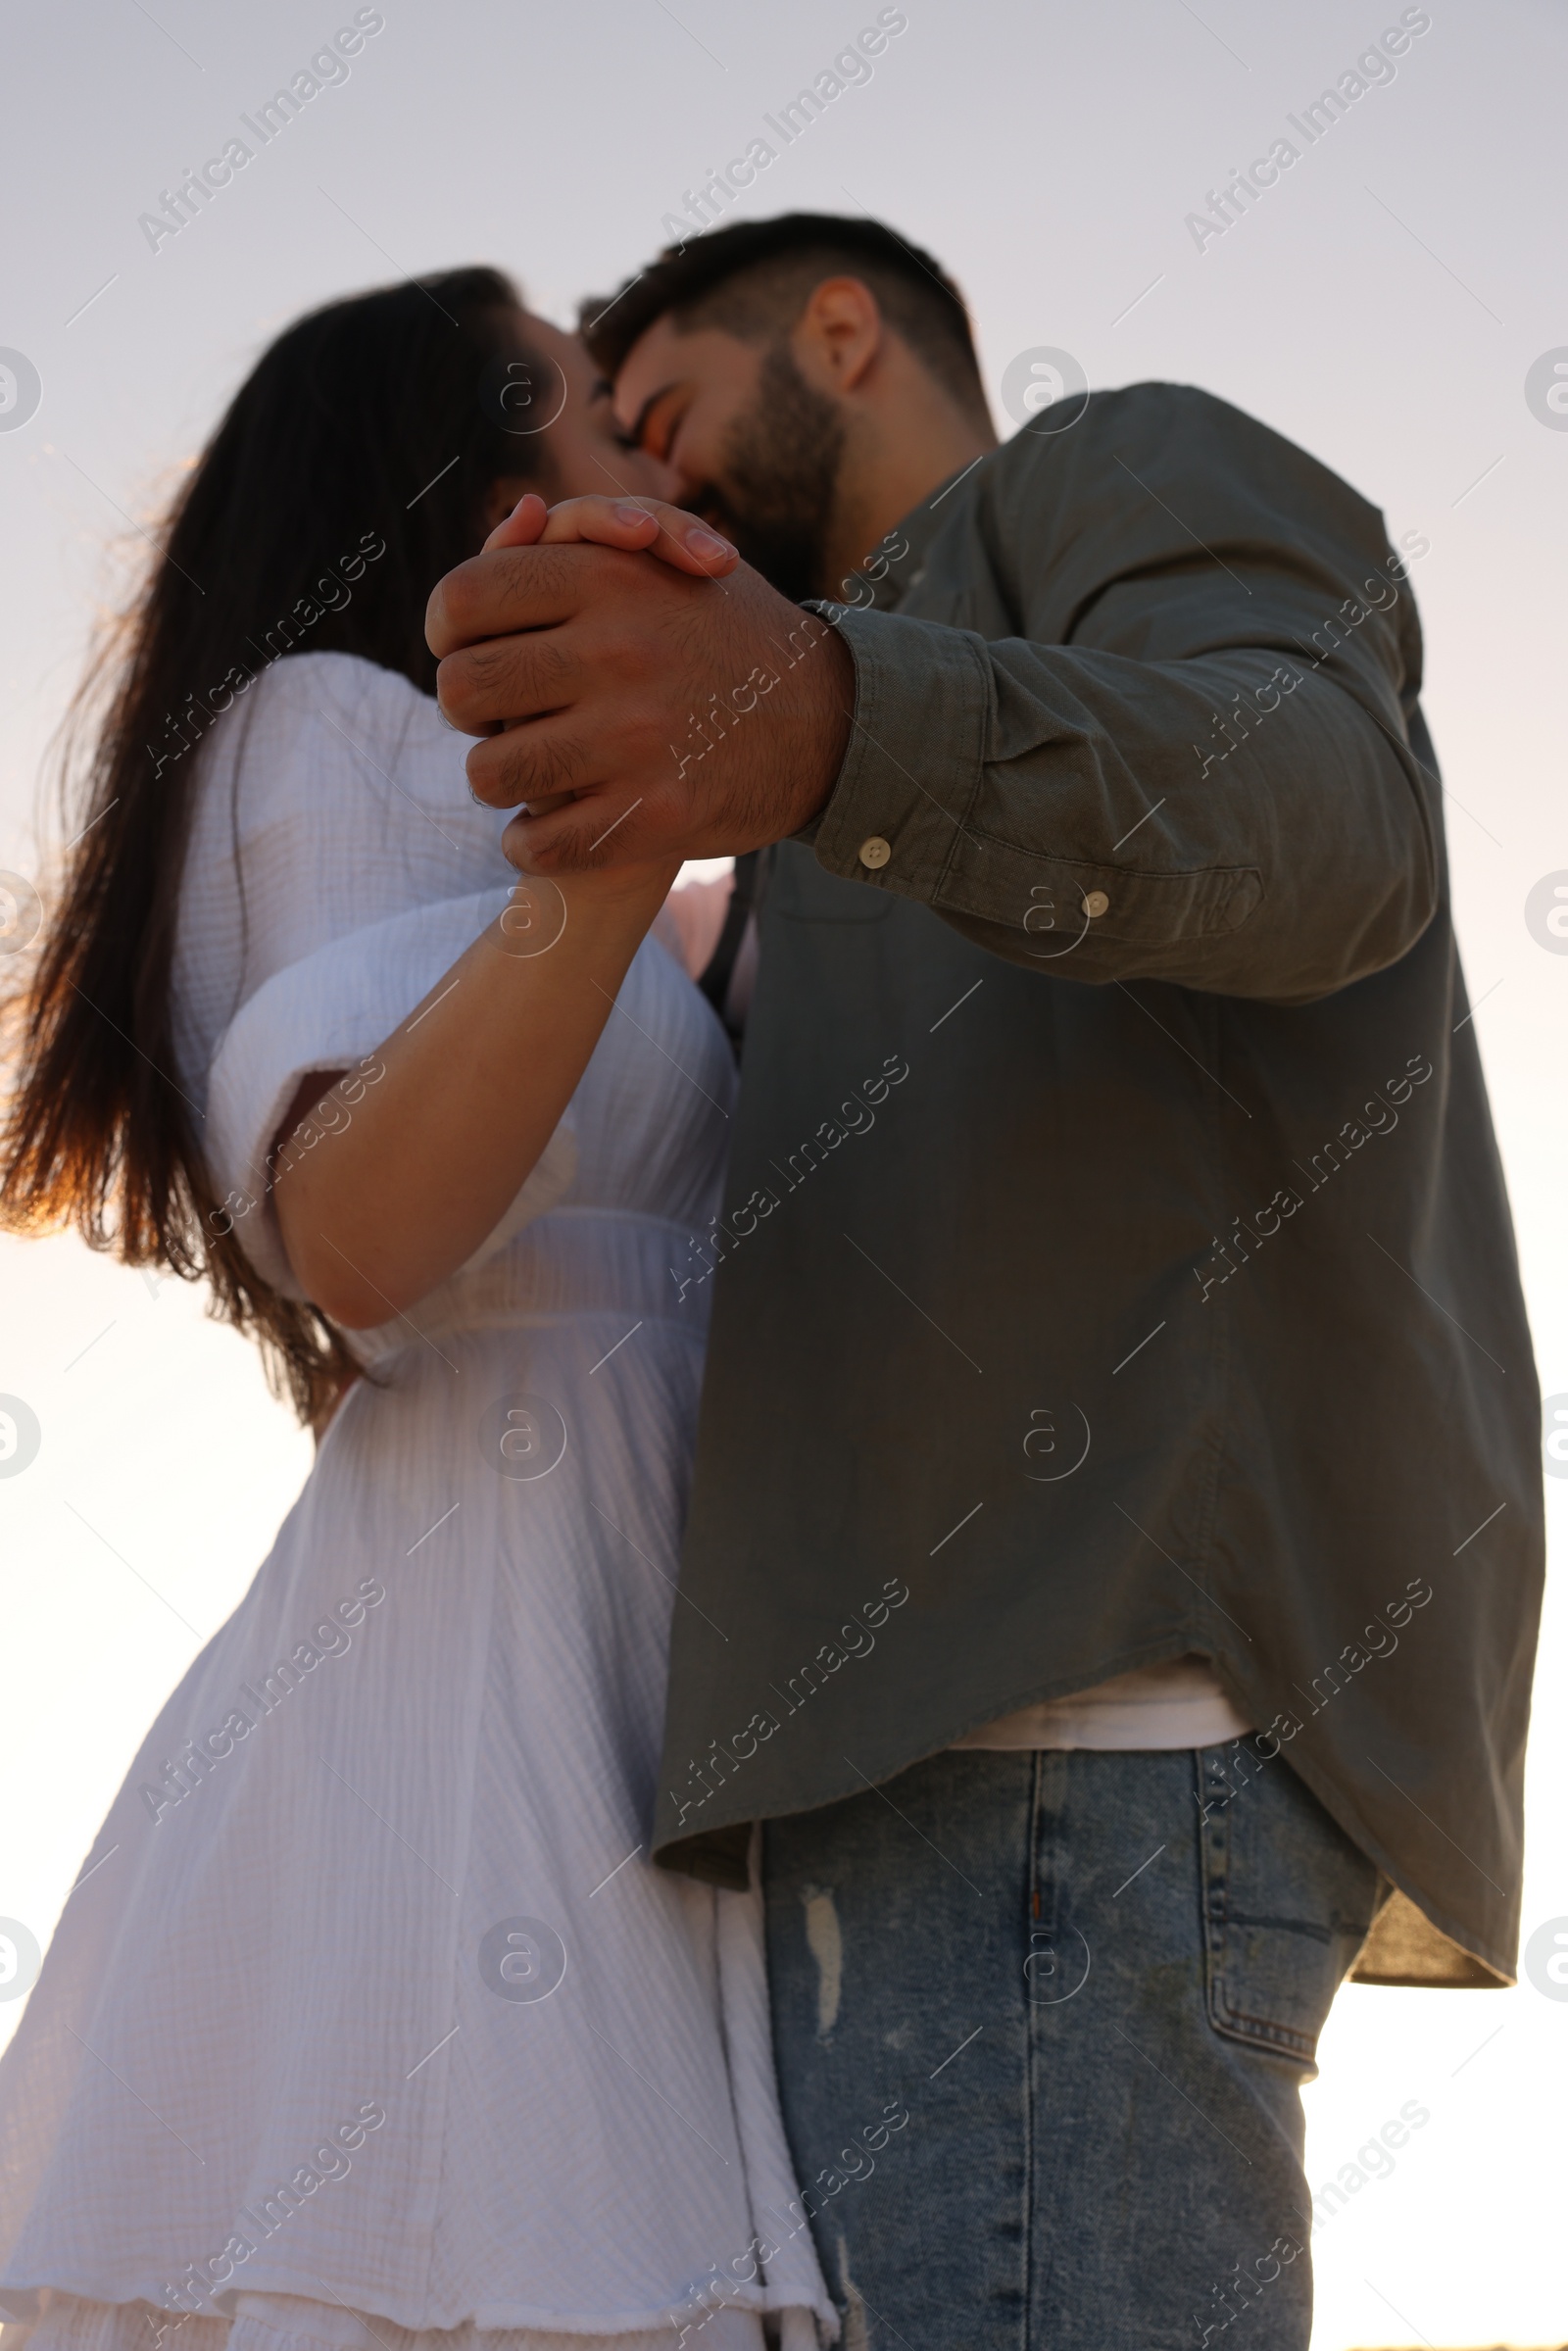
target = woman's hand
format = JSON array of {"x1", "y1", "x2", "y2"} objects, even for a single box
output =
[{"x1": 483, "y1": 489, "x2": 738, "y2": 574}]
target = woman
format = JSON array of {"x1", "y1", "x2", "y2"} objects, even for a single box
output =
[{"x1": 0, "y1": 270, "x2": 830, "y2": 2351}]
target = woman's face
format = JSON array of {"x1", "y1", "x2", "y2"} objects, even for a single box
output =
[{"x1": 483, "y1": 312, "x2": 674, "y2": 528}]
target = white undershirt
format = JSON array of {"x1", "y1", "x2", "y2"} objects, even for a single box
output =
[{"x1": 953, "y1": 1654, "x2": 1253, "y2": 1751}]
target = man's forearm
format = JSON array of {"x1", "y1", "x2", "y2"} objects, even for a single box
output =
[{"x1": 807, "y1": 608, "x2": 1440, "y2": 1005}]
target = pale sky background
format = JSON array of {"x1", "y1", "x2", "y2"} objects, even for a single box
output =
[{"x1": 1, "y1": 3, "x2": 1565, "y2": 2345}]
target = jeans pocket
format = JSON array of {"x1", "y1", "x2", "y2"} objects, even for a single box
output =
[{"x1": 1197, "y1": 1744, "x2": 1380, "y2": 2073}]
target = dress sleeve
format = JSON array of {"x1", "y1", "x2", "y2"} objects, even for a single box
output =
[
  {"x1": 173, "y1": 654, "x2": 518, "y2": 1107},
  {"x1": 229, "y1": 655, "x2": 514, "y2": 968},
  {"x1": 201, "y1": 885, "x2": 576, "y2": 1296}
]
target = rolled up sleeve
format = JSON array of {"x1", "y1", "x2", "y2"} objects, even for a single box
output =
[{"x1": 806, "y1": 387, "x2": 1442, "y2": 1005}]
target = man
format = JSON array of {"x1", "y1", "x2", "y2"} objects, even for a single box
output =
[{"x1": 427, "y1": 215, "x2": 1542, "y2": 2349}]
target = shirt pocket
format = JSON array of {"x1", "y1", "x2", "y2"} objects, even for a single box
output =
[{"x1": 1197, "y1": 1745, "x2": 1379, "y2": 2074}]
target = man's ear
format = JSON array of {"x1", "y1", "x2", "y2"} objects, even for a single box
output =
[{"x1": 792, "y1": 276, "x2": 884, "y2": 396}]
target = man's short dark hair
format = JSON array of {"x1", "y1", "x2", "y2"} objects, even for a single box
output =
[{"x1": 581, "y1": 213, "x2": 986, "y2": 419}]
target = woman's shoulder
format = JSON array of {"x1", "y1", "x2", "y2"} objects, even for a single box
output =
[
  {"x1": 198, "y1": 650, "x2": 466, "y2": 821},
  {"x1": 172, "y1": 650, "x2": 507, "y2": 1094},
  {"x1": 233, "y1": 649, "x2": 439, "y2": 752}
]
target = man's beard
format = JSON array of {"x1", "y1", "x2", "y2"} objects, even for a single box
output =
[{"x1": 702, "y1": 340, "x2": 846, "y2": 603}]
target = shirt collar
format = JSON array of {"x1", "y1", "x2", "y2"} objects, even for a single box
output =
[{"x1": 847, "y1": 451, "x2": 996, "y2": 614}]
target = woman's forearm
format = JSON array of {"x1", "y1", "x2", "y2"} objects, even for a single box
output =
[{"x1": 273, "y1": 865, "x2": 675, "y2": 1327}]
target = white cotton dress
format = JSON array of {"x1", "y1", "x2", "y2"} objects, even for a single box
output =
[{"x1": 0, "y1": 654, "x2": 834, "y2": 2351}]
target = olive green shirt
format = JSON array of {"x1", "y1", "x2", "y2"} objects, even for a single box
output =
[{"x1": 653, "y1": 383, "x2": 1542, "y2": 1988}]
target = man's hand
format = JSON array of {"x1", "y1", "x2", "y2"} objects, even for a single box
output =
[{"x1": 426, "y1": 494, "x2": 855, "y2": 873}]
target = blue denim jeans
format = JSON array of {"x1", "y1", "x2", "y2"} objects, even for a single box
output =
[{"x1": 763, "y1": 1745, "x2": 1379, "y2": 2351}]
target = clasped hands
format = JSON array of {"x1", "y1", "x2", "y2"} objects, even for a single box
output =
[{"x1": 425, "y1": 492, "x2": 856, "y2": 879}]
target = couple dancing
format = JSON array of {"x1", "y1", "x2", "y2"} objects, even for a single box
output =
[{"x1": 0, "y1": 214, "x2": 1542, "y2": 2350}]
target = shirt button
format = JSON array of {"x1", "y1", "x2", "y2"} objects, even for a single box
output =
[
  {"x1": 858, "y1": 835, "x2": 892, "y2": 870},
  {"x1": 1083, "y1": 889, "x2": 1110, "y2": 918}
]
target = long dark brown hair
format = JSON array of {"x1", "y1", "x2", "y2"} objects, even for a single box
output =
[{"x1": 1, "y1": 267, "x2": 552, "y2": 1426}]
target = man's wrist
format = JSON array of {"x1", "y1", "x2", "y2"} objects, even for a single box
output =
[
  {"x1": 784, "y1": 608, "x2": 856, "y2": 839},
  {"x1": 807, "y1": 606, "x2": 988, "y2": 900}
]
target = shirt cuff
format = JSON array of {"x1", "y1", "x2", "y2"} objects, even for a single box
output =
[{"x1": 801, "y1": 605, "x2": 991, "y2": 900}]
